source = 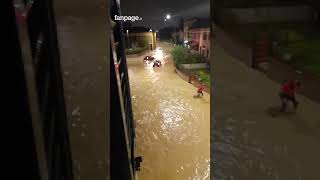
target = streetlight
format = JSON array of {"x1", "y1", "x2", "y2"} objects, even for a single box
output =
[
  {"x1": 164, "y1": 13, "x2": 178, "y2": 44},
  {"x1": 126, "y1": 29, "x2": 130, "y2": 49},
  {"x1": 166, "y1": 14, "x2": 171, "y2": 20}
]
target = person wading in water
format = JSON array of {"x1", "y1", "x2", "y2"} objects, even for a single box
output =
[
  {"x1": 197, "y1": 85, "x2": 205, "y2": 97},
  {"x1": 279, "y1": 79, "x2": 301, "y2": 112}
]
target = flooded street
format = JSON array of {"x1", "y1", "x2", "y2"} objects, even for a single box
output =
[
  {"x1": 127, "y1": 42, "x2": 210, "y2": 179},
  {"x1": 212, "y1": 44, "x2": 320, "y2": 180}
]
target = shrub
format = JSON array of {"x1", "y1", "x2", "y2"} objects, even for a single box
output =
[
  {"x1": 171, "y1": 46, "x2": 208, "y2": 65},
  {"x1": 196, "y1": 70, "x2": 210, "y2": 87},
  {"x1": 190, "y1": 53, "x2": 207, "y2": 63},
  {"x1": 171, "y1": 45, "x2": 189, "y2": 65}
]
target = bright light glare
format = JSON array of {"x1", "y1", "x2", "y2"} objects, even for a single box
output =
[
  {"x1": 166, "y1": 14, "x2": 171, "y2": 19},
  {"x1": 154, "y1": 48, "x2": 164, "y2": 60}
]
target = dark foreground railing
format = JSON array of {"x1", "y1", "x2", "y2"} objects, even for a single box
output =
[
  {"x1": 110, "y1": 0, "x2": 138, "y2": 179},
  {"x1": 10, "y1": 0, "x2": 74, "y2": 179}
]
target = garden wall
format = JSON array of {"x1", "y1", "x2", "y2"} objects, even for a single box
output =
[{"x1": 179, "y1": 63, "x2": 209, "y2": 70}]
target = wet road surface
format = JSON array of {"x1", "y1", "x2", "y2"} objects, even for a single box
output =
[
  {"x1": 127, "y1": 42, "x2": 210, "y2": 179},
  {"x1": 212, "y1": 43, "x2": 320, "y2": 180}
]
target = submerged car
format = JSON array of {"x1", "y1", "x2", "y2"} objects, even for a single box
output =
[
  {"x1": 153, "y1": 60, "x2": 162, "y2": 67},
  {"x1": 143, "y1": 56, "x2": 155, "y2": 63}
]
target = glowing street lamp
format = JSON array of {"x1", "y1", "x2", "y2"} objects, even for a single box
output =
[
  {"x1": 164, "y1": 13, "x2": 179, "y2": 44},
  {"x1": 126, "y1": 29, "x2": 130, "y2": 48},
  {"x1": 166, "y1": 14, "x2": 171, "y2": 20}
]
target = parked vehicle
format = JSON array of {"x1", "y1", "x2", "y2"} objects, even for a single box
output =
[
  {"x1": 143, "y1": 56, "x2": 155, "y2": 63},
  {"x1": 153, "y1": 60, "x2": 162, "y2": 68}
]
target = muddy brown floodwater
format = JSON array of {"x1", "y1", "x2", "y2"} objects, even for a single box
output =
[{"x1": 127, "y1": 42, "x2": 210, "y2": 180}]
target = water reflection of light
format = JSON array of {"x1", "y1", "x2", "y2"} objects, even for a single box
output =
[
  {"x1": 144, "y1": 61, "x2": 160, "y2": 82},
  {"x1": 153, "y1": 47, "x2": 164, "y2": 61},
  {"x1": 127, "y1": 43, "x2": 210, "y2": 180}
]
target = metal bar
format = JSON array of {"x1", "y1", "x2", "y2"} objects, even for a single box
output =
[
  {"x1": 16, "y1": 0, "x2": 74, "y2": 178},
  {"x1": 111, "y1": 28, "x2": 135, "y2": 179},
  {"x1": 14, "y1": 4, "x2": 50, "y2": 180}
]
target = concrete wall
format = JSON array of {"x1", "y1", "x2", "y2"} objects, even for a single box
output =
[
  {"x1": 226, "y1": 5, "x2": 312, "y2": 23},
  {"x1": 179, "y1": 63, "x2": 209, "y2": 70}
]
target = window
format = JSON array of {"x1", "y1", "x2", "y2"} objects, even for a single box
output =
[{"x1": 203, "y1": 32, "x2": 207, "y2": 40}]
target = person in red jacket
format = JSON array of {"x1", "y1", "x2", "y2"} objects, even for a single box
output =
[
  {"x1": 197, "y1": 85, "x2": 205, "y2": 97},
  {"x1": 279, "y1": 79, "x2": 301, "y2": 112}
]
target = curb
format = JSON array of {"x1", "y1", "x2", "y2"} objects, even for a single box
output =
[{"x1": 175, "y1": 68, "x2": 210, "y2": 94}]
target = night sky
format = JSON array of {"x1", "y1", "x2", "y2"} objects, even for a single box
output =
[{"x1": 120, "y1": 0, "x2": 210, "y2": 30}]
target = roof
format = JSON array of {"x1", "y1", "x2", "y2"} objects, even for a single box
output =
[{"x1": 189, "y1": 18, "x2": 210, "y2": 29}]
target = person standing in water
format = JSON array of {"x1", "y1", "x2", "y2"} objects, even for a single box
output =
[
  {"x1": 197, "y1": 85, "x2": 205, "y2": 97},
  {"x1": 279, "y1": 79, "x2": 301, "y2": 112}
]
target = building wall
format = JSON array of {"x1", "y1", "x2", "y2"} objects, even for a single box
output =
[
  {"x1": 182, "y1": 18, "x2": 210, "y2": 58},
  {"x1": 184, "y1": 18, "x2": 198, "y2": 41},
  {"x1": 189, "y1": 28, "x2": 210, "y2": 58},
  {"x1": 126, "y1": 32, "x2": 156, "y2": 49}
]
